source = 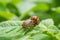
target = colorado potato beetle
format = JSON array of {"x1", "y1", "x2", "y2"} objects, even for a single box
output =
[{"x1": 22, "y1": 16, "x2": 39, "y2": 29}]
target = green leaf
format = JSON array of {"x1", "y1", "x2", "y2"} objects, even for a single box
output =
[
  {"x1": 38, "y1": 19, "x2": 59, "y2": 35},
  {"x1": 0, "y1": 3, "x2": 6, "y2": 11},
  {"x1": 0, "y1": 19, "x2": 59, "y2": 40},
  {"x1": 0, "y1": 0, "x2": 21, "y2": 4},
  {"x1": 11, "y1": 0, "x2": 21, "y2": 4},
  {"x1": 19, "y1": 34, "x2": 52, "y2": 40},
  {"x1": 40, "y1": 19, "x2": 54, "y2": 26},
  {"x1": 6, "y1": 3, "x2": 20, "y2": 17},
  {"x1": 55, "y1": 32, "x2": 60, "y2": 40},
  {"x1": 0, "y1": 21, "x2": 24, "y2": 40},
  {"x1": 33, "y1": 3, "x2": 49, "y2": 12},
  {"x1": 0, "y1": 12, "x2": 15, "y2": 22},
  {"x1": 56, "y1": 7, "x2": 60, "y2": 13},
  {"x1": 29, "y1": 34, "x2": 51, "y2": 40}
]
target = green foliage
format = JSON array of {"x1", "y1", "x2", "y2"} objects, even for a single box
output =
[
  {"x1": 6, "y1": 3, "x2": 20, "y2": 17},
  {"x1": 0, "y1": 12, "x2": 15, "y2": 22},
  {"x1": 0, "y1": 0, "x2": 21, "y2": 4},
  {"x1": 0, "y1": 0, "x2": 60, "y2": 40},
  {"x1": 0, "y1": 19, "x2": 59, "y2": 40}
]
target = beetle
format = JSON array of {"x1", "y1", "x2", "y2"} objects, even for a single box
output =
[{"x1": 22, "y1": 16, "x2": 39, "y2": 29}]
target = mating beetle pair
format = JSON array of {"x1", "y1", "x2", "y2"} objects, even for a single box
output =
[{"x1": 22, "y1": 16, "x2": 39, "y2": 29}]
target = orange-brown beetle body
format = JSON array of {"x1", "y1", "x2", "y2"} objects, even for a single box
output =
[{"x1": 22, "y1": 16, "x2": 39, "y2": 29}]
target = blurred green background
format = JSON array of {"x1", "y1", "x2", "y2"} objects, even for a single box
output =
[{"x1": 0, "y1": 0, "x2": 60, "y2": 26}]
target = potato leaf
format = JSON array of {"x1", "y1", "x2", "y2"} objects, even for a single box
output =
[{"x1": 0, "y1": 21, "x2": 24, "y2": 40}]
